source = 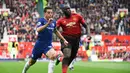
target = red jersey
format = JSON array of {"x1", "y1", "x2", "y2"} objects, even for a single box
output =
[{"x1": 57, "y1": 13, "x2": 85, "y2": 37}]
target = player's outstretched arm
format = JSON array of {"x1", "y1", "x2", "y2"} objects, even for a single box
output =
[
  {"x1": 36, "y1": 23, "x2": 49, "y2": 32},
  {"x1": 82, "y1": 23, "x2": 90, "y2": 34},
  {"x1": 36, "y1": 18, "x2": 53, "y2": 32},
  {"x1": 54, "y1": 28, "x2": 68, "y2": 46}
]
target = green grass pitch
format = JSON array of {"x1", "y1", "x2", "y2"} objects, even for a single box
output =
[{"x1": 0, "y1": 61, "x2": 130, "y2": 73}]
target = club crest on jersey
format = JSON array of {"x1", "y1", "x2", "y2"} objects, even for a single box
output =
[
  {"x1": 73, "y1": 17, "x2": 77, "y2": 21},
  {"x1": 63, "y1": 20, "x2": 66, "y2": 24},
  {"x1": 37, "y1": 22, "x2": 41, "y2": 26}
]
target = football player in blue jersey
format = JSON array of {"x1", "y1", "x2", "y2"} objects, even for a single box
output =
[{"x1": 22, "y1": 6, "x2": 68, "y2": 73}]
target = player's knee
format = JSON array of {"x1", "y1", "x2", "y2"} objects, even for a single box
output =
[
  {"x1": 46, "y1": 49, "x2": 57, "y2": 60},
  {"x1": 64, "y1": 54, "x2": 71, "y2": 58},
  {"x1": 62, "y1": 57, "x2": 70, "y2": 65},
  {"x1": 63, "y1": 48, "x2": 71, "y2": 58},
  {"x1": 64, "y1": 51, "x2": 71, "y2": 58},
  {"x1": 47, "y1": 52, "x2": 56, "y2": 60},
  {"x1": 50, "y1": 53, "x2": 57, "y2": 60}
]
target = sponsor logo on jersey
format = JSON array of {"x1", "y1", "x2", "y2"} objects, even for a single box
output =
[{"x1": 66, "y1": 22, "x2": 76, "y2": 27}]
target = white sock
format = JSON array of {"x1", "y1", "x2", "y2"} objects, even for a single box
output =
[
  {"x1": 69, "y1": 59, "x2": 76, "y2": 68},
  {"x1": 22, "y1": 60, "x2": 31, "y2": 73},
  {"x1": 48, "y1": 60, "x2": 55, "y2": 73}
]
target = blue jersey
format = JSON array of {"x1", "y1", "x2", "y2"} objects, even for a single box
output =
[
  {"x1": 36, "y1": 18, "x2": 56, "y2": 43},
  {"x1": 31, "y1": 18, "x2": 56, "y2": 60}
]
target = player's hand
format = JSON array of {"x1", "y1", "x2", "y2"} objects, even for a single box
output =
[
  {"x1": 48, "y1": 18, "x2": 53, "y2": 24},
  {"x1": 63, "y1": 40, "x2": 69, "y2": 46}
]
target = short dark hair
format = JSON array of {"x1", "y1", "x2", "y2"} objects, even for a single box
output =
[
  {"x1": 61, "y1": 6, "x2": 70, "y2": 10},
  {"x1": 44, "y1": 6, "x2": 52, "y2": 12}
]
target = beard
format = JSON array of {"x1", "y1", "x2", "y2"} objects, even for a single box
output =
[{"x1": 63, "y1": 10, "x2": 71, "y2": 18}]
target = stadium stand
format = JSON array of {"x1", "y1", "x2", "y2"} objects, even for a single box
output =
[{"x1": 1, "y1": 0, "x2": 38, "y2": 42}]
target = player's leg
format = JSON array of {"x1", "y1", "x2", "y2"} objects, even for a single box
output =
[
  {"x1": 46, "y1": 49, "x2": 63, "y2": 73},
  {"x1": 47, "y1": 45, "x2": 71, "y2": 73},
  {"x1": 22, "y1": 58, "x2": 36, "y2": 73},
  {"x1": 62, "y1": 47, "x2": 72, "y2": 73},
  {"x1": 46, "y1": 48, "x2": 63, "y2": 61},
  {"x1": 48, "y1": 60, "x2": 55, "y2": 73},
  {"x1": 22, "y1": 48, "x2": 42, "y2": 73},
  {"x1": 58, "y1": 37, "x2": 73, "y2": 73},
  {"x1": 68, "y1": 38, "x2": 80, "y2": 71},
  {"x1": 46, "y1": 49, "x2": 57, "y2": 73},
  {"x1": 55, "y1": 51, "x2": 63, "y2": 65},
  {"x1": 61, "y1": 40, "x2": 73, "y2": 73},
  {"x1": 69, "y1": 37, "x2": 80, "y2": 63},
  {"x1": 69, "y1": 58, "x2": 76, "y2": 70},
  {"x1": 48, "y1": 51, "x2": 63, "y2": 73}
]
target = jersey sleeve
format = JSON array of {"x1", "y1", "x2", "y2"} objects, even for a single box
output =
[
  {"x1": 56, "y1": 19, "x2": 61, "y2": 28},
  {"x1": 54, "y1": 20, "x2": 57, "y2": 28},
  {"x1": 78, "y1": 14, "x2": 85, "y2": 25},
  {"x1": 53, "y1": 20, "x2": 57, "y2": 32},
  {"x1": 36, "y1": 18, "x2": 43, "y2": 28}
]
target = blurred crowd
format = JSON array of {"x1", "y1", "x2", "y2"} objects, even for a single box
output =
[
  {"x1": 69, "y1": 0, "x2": 130, "y2": 35},
  {"x1": 0, "y1": 1, "x2": 2, "y2": 8},
  {"x1": 0, "y1": 0, "x2": 38, "y2": 42},
  {"x1": 49, "y1": 0, "x2": 130, "y2": 35},
  {"x1": 0, "y1": 0, "x2": 130, "y2": 42}
]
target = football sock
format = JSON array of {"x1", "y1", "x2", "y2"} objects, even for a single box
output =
[
  {"x1": 22, "y1": 60, "x2": 31, "y2": 73},
  {"x1": 48, "y1": 60, "x2": 55, "y2": 73},
  {"x1": 62, "y1": 65, "x2": 68, "y2": 73},
  {"x1": 69, "y1": 59, "x2": 75, "y2": 68},
  {"x1": 55, "y1": 54, "x2": 63, "y2": 65}
]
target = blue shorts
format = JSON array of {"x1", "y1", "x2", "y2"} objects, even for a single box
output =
[{"x1": 31, "y1": 41, "x2": 52, "y2": 60}]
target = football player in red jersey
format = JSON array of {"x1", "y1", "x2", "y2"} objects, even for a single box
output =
[{"x1": 56, "y1": 6, "x2": 88, "y2": 73}]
